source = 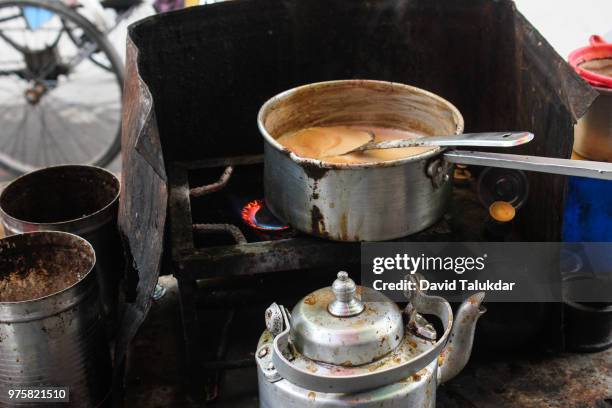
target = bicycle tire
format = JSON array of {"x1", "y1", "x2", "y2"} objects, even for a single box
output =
[{"x1": 0, "y1": 0, "x2": 124, "y2": 174}]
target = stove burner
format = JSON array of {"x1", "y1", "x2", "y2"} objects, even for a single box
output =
[{"x1": 241, "y1": 199, "x2": 289, "y2": 231}]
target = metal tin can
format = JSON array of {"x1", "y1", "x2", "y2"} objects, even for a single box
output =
[
  {"x1": 573, "y1": 86, "x2": 612, "y2": 162},
  {"x1": 0, "y1": 231, "x2": 112, "y2": 407},
  {"x1": 569, "y1": 35, "x2": 612, "y2": 161},
  {"x1": 0, "y1": 165, "x2": 122, "y2": 331}
]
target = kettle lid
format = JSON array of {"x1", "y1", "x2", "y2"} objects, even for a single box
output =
[{"x1": 289, "y1": 271, "x2": 404, "y2": 366}]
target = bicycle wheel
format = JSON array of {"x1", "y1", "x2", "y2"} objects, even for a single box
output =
[{"x1": 0, "y1": 0, "x2": 123, "y2": 175}]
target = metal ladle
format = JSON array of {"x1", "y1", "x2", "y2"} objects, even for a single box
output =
[
  {"x1": 320, "y1": 130, "x2": 612, "y2": 180},
  {"x1": 322, "y1": 131, "x2": 534, "y2": 157}
]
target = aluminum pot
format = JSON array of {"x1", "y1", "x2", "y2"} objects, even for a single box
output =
[
  {"x1": 0, "y1": 165, "x2": 123, "y2": 330},
  {"x1": 258, "y1": 80, "x2": 612, "y2": 241},
  {"x1": 0, "y1": 231, "x2": 112, "y2": 407}
]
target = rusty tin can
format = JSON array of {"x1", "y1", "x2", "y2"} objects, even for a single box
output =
[
  {"x1": 0, "y1": 232, "x2": 112, "y2": 407},
  {"x1": 0, "y1": 165, "x2": 123, "y2": 330},
  {"x1": 574, "y1": 86, "x2": 612, "y2": 161}
]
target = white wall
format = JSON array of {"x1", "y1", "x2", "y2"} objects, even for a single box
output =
[{"x1": 514, "y1": 0, "x2": 612, "y2": 59}]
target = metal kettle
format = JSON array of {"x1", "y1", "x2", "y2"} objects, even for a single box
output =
[{"x1": 255, "y1": 272, "x2": 486, "y2": 407}]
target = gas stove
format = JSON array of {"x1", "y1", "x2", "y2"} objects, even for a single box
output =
[
  {"x1": 118, "y1": 0, "x2": 602, "y2": 404},
  {"x1": 169, "y1": 156, "x2": 358, "y2": 277},
  {"x1": 166, "y1": 152, "x2": 495, "y2": 400},
  {"x1": 167, "y1": 154, "x2": 483, "y2": 278}
]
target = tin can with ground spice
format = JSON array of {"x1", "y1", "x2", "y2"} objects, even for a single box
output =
[
  {"x1": 0, "y1": 231, "x2": 112, "y2": 407},
  {"x1": 0, "y1": 165, "x2": 123, "y2": 333}
]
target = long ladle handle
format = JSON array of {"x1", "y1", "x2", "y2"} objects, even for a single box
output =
[
  {"x1": 444, "y1": 150, "x2": 612, "y2": 180},
  {"x1": 359, "y1": 131, "x2": 533, "y2": 151},
  {"x1": 413, "y1": 131, "x2": 533, "y2": 147}
]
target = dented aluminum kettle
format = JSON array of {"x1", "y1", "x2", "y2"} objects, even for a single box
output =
[{"x1": 255, "y1": 272, "x2": 485, "y2": 407}]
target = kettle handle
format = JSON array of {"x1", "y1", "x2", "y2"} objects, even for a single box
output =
[{"x1": 265, "y1": 279, "x2": 455, "y2": 393}]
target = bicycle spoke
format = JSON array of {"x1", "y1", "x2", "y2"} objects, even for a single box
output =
[
  {"x1": 63, "y1": 37, "x2": 100, "y2": 73},
  {"x1": 50, "y1": 25, "x2": 65, "y2": 48},
  {"x1": 47, "y1": 99, "x2": 118, "y2": 149},
  {"x1": 3, "y1": 106, "x2": 28, "y2": 157},
  {"x1": 49, "y1": 95, "x2": 120, "y2": 122},
  {"x1": 43, "y1": 99, "x2": 96, "y2": 157},
  {"x1": 42, "y1": 108, "x2": 69, "y2": 163},
  {"x1": 40, "y1": 112, "x2": 49, "y2": 165},
  {"x1": 0, "y1": 30, "x2": 28, "y2": 53},
  {"x1": 36, "y1": 105, "x2": 49, "y2": 165},
  {"x1": 0, "y1": 117, "x2": 22, "y2": 155},
  {"x1": 1, "y1": 27, "x2": 63, "y2": 32},
  {"x1": 0, "y1": 13, "x2": 21, "y2": 24},
  {"x1": 48, "y1": 95, "x2": 120, "y2": 108},
  {"x1": 20, "y1": 11, "x2": 27, "y2": 51},
  {"x1": 17, "y1": 107, "x2": 30, "y2": 163}
]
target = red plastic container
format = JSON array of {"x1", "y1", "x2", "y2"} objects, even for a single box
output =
[{"x1": 568, "y1": 35, "x2": 612, "y2": 88}]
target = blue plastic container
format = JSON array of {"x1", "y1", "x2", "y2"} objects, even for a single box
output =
[{"x1": 563, "y1": 176, "x2": 612, "y2": 242}]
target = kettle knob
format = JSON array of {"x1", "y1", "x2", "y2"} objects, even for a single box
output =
[{"x1": 328, "y1": 271, "x2": 365, "y2": 317}]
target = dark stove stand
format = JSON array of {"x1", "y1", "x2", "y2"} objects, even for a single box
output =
[
  {"x1": 166, "y1": 154, "x2": 492, "y2": 401},
  {"x1": 167, "y1": 155, "x2": 362, "y2": 399},
  {"x1": 167, "y1": 155, "x2": 569, "y2": 403}
]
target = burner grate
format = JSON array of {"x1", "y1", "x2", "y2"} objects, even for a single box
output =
[
  {"x1": 166, "y1": 154, "x2": 477, "y2": 402},
  {"x1": 168, "y1": 155, "x2": 362, "y2": 277}
]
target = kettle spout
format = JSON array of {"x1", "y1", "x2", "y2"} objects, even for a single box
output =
[{"x1": 438, "y1": 292, "x2": 486, "y2": 384}]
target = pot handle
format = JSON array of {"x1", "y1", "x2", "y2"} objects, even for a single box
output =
[{"x1": 444, "y1": 150, "x2": 612, "y2": 180}]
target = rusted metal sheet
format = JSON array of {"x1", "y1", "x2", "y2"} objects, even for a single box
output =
[
  {"x1": 511, "y1": 9, "x2": 598, "y2": 241},
  {"x1": 116, "y1": 37, "x2": 167, "y2": 375}
]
